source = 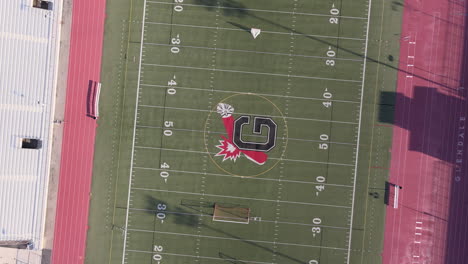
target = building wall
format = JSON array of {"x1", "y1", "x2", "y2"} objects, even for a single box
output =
[{"x1": 0, "y1": 0, "x2": 62, "y2": 250}]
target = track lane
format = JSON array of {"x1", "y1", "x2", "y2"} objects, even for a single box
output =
[{"x1": 51, "y1": 0, "x2": 106, "y2": 263}]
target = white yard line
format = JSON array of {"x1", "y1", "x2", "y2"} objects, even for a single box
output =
[
  {"x1": 144, "y1": 42, "x2": 363, "y2": 62},
  {"x1": 135, "y1": 145, "x2": 355, "y2": 166},
  {"x1": 146, "y1": 21, "x2": 366, "y2": 41},
  {"x1": 136, "y1": 124, "x2": 358, "y2": 146},
  {"x1": 131, "y1": 187, "x2": 352, "y2": 209},
  {"x1": 127, "y1": 249, "x2": 276, "y2": 264},
  {"x1": 139, "y1": 104, "x2": 359, "y2": 124},
  {"x1": 141, "y1": 83, "x2": 361, "y2": 103},
  {"x1": 143, "y1": 63, "x2": 362, "y2": 83},
  {"x1": 122, "y1": 0, "x2": 147, "y2": 262},
  {"x1": 134, "y1": 166, "x2": 354, "y2": 187},
  {"x1": 129, "y1": 207, "x2": 351, "y2": 229},
  {"x1": 127, "y1": 228, "x2": 350, "y2": 250},
  {"x1": 147, "y1": 0, "x2": 368, "y2": 20},
  {"x1": 346, "y1": 0, "x2": 373, "y2": 263}
]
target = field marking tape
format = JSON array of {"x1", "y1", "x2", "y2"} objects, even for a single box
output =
[
  {"x1": 129, "y1": 207, "x2": 350, "y2": 230},
  {"x1": 141, "y1": 83, "x2": 361, "y2": 104},
  {"x1": 144, "y1": 42, "x2": 363, "y2": 62},
  {"x1": 346, "y1": 0, "x2": 373, "y2": 262},
  {"x1": 127, "y1": 228, "x2": 349, "y2": 250},
  {"x1": 143, "y1": 63, "x2": 362, "y2": 83},
  {"x1": 134, "y1": 166, "x2": 354, "y2": 187},
  {"x1": 139, "y1": 104, "x2": 359, "y2": 125},
  {"x1": 122, "y1": 0, "x2": 147, "y2": 262},
  {"x1": 136, "y1": 124, "x2": 357, "y2": 146},
  {"x1": 131, "y1": 187, "x2": 352, "y2": 208},
  {"x1": 146, "y1": 21, "x2": 366, "y2": 41},
  {"x1": 147, "y1": 0, "x2": 367, "y2": 20},
  {"x1": 135, "y1": 145, "x2": 355, "y2": 167}
]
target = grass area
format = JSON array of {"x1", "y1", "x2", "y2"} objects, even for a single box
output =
[{"x1": 85, "y1": 0, "x2": 404, "y2": 263}]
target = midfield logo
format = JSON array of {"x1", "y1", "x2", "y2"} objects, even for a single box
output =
[{"x1": 215, "y1": 103, "x2": 277, "y2": 165}]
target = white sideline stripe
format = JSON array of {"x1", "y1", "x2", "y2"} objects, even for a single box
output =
[
  {"x1": 131, "y1": 187, "x2": 352, "y2": 209},
  {"x1": 146, "y1": 22, "x2": 366, "y2": 41},
  {"x1": 136, "y1": 124, "x2": 357, "y2": 146},
  {"x1": 143, "y1": 63, "x2": 362, "y2": 83},
  {"x1": 135, "y1": 145, "x2": 355, "y2": 167},
  {"x1": 129, "y1": 208, "x2": 350, "y2": 230},
  {"x1": 139, "y1": 104, "x2": 359, "y2": 125},
  {"x1": 122, "y1": 0, "x2": 147, "y2": 262},
  {"x1": 144, "y1": 42, "x2": 363, "y2": 62},
  {"x1": 127, "y1": 228, "x2": 349, "y2": 250},
  {"x1": 346, "y1": 0, "x2": 373, "y2": 263},
  {"x1": 140, "y1": 83, "x2": 361, "y2": 104},
  {"x1": 147, "y1": 1, "x2": 367, "y2": 20},
  {"x1": 127, "y1": 249, "x2": 275, "y2": 264},
  {"x1": 134, "y1": 166, "x2": 354, "y2": 188}
]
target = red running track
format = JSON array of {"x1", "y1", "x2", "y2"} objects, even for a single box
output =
[
  {"x1": 51, "y1": 0, "x2": 106, "y2": 263},
  {"x1": 383, "y1": 0, "x2": 468, "y2": 263}
]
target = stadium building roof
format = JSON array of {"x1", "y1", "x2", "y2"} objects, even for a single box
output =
[{"x1": 0, "y1": 0, "x2": 61, "y2": 250}]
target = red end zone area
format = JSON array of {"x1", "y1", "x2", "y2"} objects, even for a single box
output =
[
  {"x1": 51, "y1": 0, "x2": 106, "y2": 263},
  {"x1": 384, "y1": 0, "x2": 468, "y2": 263}
]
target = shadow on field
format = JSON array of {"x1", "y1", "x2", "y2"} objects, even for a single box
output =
[
  {"x1": 195, "y1": 0, "x2": 458, "y2": 90},
  {"x1": 144, "y1": 195, "x2": 305, "y2": 263},
  {"x1": 378, "y1": 87, "x2": 464, "y2": 165},
  {"x1": 144, "y1": 195, "x2": 198, "y2": 227}
]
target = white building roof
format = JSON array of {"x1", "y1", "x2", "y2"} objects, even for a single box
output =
[{"x1": 0, "y1": 0, "x2": 61, "y2": 250}]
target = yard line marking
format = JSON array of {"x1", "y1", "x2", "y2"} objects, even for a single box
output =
[
  {"x1": 127, "y1": 250, "x2": 275, "y2": 264},
  {"x1": 127, "y1": 228, "x2": 349, "y2": 250},
  {"x1": 122, "y1": 0, "x2": 147, "y2": 262},
  {"x1": 141, "y1": 83, "x2": 361, "y2": 103},
  {"x1": 147, "y1": 1, "x2": 367, "y2": 20},
  {"x1": 146, "y1": 22, "x2": 366, "y2": 41},
  {"x1": 143, "y1": 63, "x2": 361, "y2": 83},
  {"x1": 135, "y1": 145, "x2": 355, "y2": 166},
  {"x1": 347, "y1": 0, "x2": 373, "y2": 263},
  {"x1": 140, "y1": 104, "x2": 359, "y2": 124},
  {"x1": 134, "y1": 166, "x2": 354, "y2": 187},
  {"x1": 129, "y1": 208, "x2": 350, "y2": 229},
  {"x1": 131, "y1": 187, "x2": 352, "y2": 208},
  {"x1": 144, "y1": 42, "x2": 363, "y2": 62},
  {"x1": 137, "y1": 124, "x2": 358, "y2": 146}
]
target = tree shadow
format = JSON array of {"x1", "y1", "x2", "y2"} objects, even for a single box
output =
[
  {"x1": 194, "y1": 0, "x2": 248, "y2": 17},
  {"x1": 144, "y1": 195, "x2": 306, "y2": 263},
  {"x1": 193, "y1": 0, "x2": 459, "y2": 90}
]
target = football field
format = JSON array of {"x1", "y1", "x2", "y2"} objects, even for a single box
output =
[
  {"x1": 122, "y1": 0, "x2": 370, "y2": 263},
  {"x1": 84, "y1": 0, "x2": 407, "y2": 263}
]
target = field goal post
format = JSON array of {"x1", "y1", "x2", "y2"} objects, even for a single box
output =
[{"x1": 212, "y1": 203, "x2": 251, "y2": 224}]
